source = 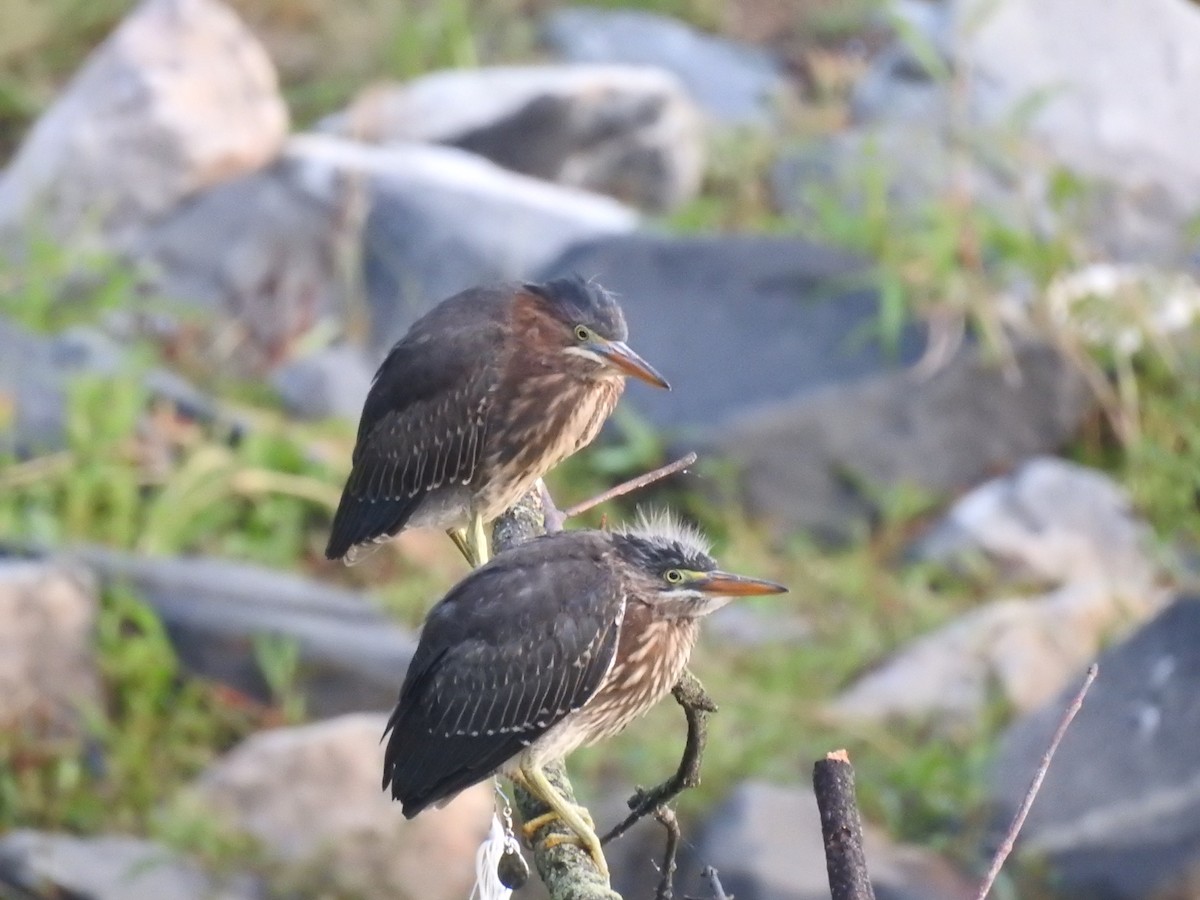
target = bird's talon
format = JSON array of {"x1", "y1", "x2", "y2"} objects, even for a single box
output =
[
  {"x1": 541, "y1": 834, "x2": 610, "y2": 880},
  {"x1": 521, "y1": 806, "x2": 594, "y2": 841}
]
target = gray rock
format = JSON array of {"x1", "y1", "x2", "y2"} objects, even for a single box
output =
[
  {"x1": 0, "y1": 831, "x2": 258, "y2": 900},
  {"x1": 830, "y1": 578, "x2": 1170, "y2": 727},
  {"x1": 828, "y1": 458, "x2": 1170, "y2": 725},
  {"x1": 184, "y1": 714, "x2": 492, "y2": 900},
  {"x1": 140, "y1": 133, "x2": 638, "y2": 364},
  {"x1": 322, "y1": 65, "x2": 705, "y2": 212},
  {"x1": 833, "y1": 0, "x2": 1200, "y2": 264},
  {"x1": 0, "y1": 0, "x2": 286, "y2": 252},
  {"x1": 687, "y1": 780, "x2": 974, "y2": 900},
  {"x1": 0, "y1": 317, "x2": 215, "y2": 456},
  {"x1": 989, "y1": 597, "x2": 1200, "y2": 899},
  {"x1": 540, "y1": 7, "x2": 786, "y2": 126},
  {"x1": 917, "y1": 456, "x2": 1159, "y2": 593},
  {"x1": 136, "y1": 151, "x2": 348, "y2": 369},
  {"x1": 270, "y1": 344, "x2": 375, "y2": 421},
  {"x1": 541, "y1": 234, "x2": 1094, "y2": 537},
  {"x1": 0, "y1": 560, "x2": 99, "y2": 739},
  {"x1": 340, "y1": 135, "x2": 638, "y2": 354},
  {"x1": 70, "y1": 547, "x2": 418, "y2": 718}
]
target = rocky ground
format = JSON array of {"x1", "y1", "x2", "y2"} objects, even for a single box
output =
[{"x1": 3, "y1": 0, "x2": 1200, "y2": 898}]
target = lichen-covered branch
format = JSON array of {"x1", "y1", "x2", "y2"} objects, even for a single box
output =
[
  {"x1": 494, "y1": 490, "x2": 621, "y2": 900},
  {"x1": 494, "y1": 473, "x2": 716, "y2": 900}
]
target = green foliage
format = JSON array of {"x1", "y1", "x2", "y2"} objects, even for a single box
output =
[
  {"x1": 0, "y1": 233, "x2": 139, "y2": 333},
  {"x1": 1122, "y1": 351, "x2": 1200, "y2": 540},
  {"x1": 0, "y1": 367, "x2": 341, "y2": 566},
  {"x1": 0, "y1": 588, "x2": 259, "y2": 832}
]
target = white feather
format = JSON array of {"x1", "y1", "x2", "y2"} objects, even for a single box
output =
[{"x1": 614, "y1": 506, "x2": 711, "y2": 557}]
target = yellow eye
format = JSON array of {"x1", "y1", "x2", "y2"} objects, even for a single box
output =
[
  {"x1": 574, "y1": 325, "x2": 591, "y2": 342},
  {"x1": 664, "y1": 569, "x2": 684, "y2": 584}
]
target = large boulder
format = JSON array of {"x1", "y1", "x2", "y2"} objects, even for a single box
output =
[
  {"x1": 685, "y1": 780, "x2": 975, "y2": 900},
  {"x1": 184, "y1": 714, "x2": 493, "y2": 900},
  {"x1": 0, "y1": 831, "x2": 258, "y2": 900},
  {"x1": 989, "y1": 597, "x2": 1200, "y2": 899},
  {"x1": 831, "y1": 460, "x2": 1168, "y2": 725},
  {"x1": 0, "y1": 0, "x2": 286, "y2": 252},
  {"x1": 72, "y1": 547, "x2": 420, "y2": 718},
  {"x1": 540, "y1": 7, "x2": 787, "y2": 127},
  {"x1": 321, "y1": 65, "x2": 705, "y2": 212},
  {"x1": 0, "y1": 559, "x2": 100, "y2": 739},
  {"x1": 540, "y1": 234, "x2": 1095, "y2": 537},
  {"x1": 803, "y1": 0, "x2": 1200, "y2": 265},
  {"x1": 137, "y1": 134, "x2": 639, "y2": 362}
]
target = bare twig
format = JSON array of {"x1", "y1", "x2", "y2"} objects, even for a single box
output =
[
  {"x1": 975, "y1": 663, "x2": 1099, "y2": 900},
  {"x1": 602, "y1": 670, "x2": 717, "y2": 845},
  {"x1": 563, "y1": 452, "x2": 698, "y2": 521},
  {"x1": 653, "y1": 807, "x2": 681, "y2": 900},
  {"x1": 813, "y1": 750, "x2": 876, "y2": 900}
]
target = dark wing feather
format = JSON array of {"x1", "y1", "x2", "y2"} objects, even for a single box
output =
[
  {"x1": 382, "y1": 532, "x2": 623, "y2": 816},
  {"x1": 324, "y1": 287, "x2": 513, "y2": 560}
]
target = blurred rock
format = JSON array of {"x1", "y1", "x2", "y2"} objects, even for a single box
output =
[
  {"x1": 186, "y1": 714, "x2": 491, "y2": 900},
  {"x1": 0, "y1": 831, "x2": 258, "y2": 900},
  {"x1": 831, "y1": 459, "x2": 1169, "y2": 725},
  {"x1": 336, "y1": 136, "x2": 638, "y2": 354},
  {"x1": 141, "y1": 133, "x2": 636, "y2": 364},
  {"x1": 685, "y1": 781, "x2": 975, "y2": 900},
  {"x1": 831, "y1": 577, "x2": 1168, "y2": 726},
  {"x1": 824, "y1": 0, "x2": 1200, "y2": 264},
  {"x1": 136, "y1": 151, "x2": 347, "y2": 369},
  {"x1": 323, "y1": 65, "x2": 705, "y2": 212},
  {"x1": 542, "y1": 234, "x2": 1094, "y2": 537},
  {"x1": 708, "y1": 605, "x2": 811, "y2": 648},
  {"x1": 72, "y1": 547, "x2": 419, "y2": 717},
  {"x1": 917, "y1": 457, "x2": 1159, "y2": 592},
  {"x1": 0, "y1": 560, "x2": 99, "y2": 739},
  {"x1": 990, "y1": 597, "x2": 1200, "y2": 899},
  {"x1": 271, "y1": 344, "x2": 375, "y2": 421},
  {"x1": 0, "y1": 0, "x2": 286, "y2": 252},
  {"x1": 0, "y1": 316, "x2": 215, "y2": 456},
  {"x1": 957, "y1": 0, "x2": 1200, "y2": 249},
  {"x1": 540, "y1": 7, "x2": 786, "y2": 126}
]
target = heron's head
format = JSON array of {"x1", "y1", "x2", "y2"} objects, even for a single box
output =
[
  {"x1": 612, "y1": 510, "x2": 787, "y2": 619},
  {"x1": 521, "y1": 276, "x2": 669, "y2": 389}
]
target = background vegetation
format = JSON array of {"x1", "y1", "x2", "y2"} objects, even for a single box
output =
[{"x1": 2, "y1": 0, "x2": 1198, "y2": 896}]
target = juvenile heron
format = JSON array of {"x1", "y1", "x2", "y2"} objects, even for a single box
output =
[
  {"x1": 381, "y1": 513, "x2": 787, "y2": 879},
  {"x1": 325, "y1": 277, "x2": 668, "y2": 567}
]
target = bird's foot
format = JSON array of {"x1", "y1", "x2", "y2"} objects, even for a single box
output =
[
  {"x1": 541, "y1": 832, "x2": 610, "y2": 879},
  {"x1": 521, "y1": 806, "x2": 594, "y2": 840},
  {"x1": 522, "y1": 807, "x2": 607, "y2": 878}
]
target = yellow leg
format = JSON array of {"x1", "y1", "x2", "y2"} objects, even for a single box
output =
[
  {"x1": 470, "y1": 511, "x2": 490, "y2": 566},
  {"x1": 519, "y1": 763, "x2": 608, "y2": 881},
  {"x1": 446, "y1": 527, "x2": 475, "y2": 566}
]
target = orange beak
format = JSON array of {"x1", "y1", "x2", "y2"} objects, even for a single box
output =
[
  {"x1": 693, "y1": 571, "x2": 788, "y2": 596},
  {"x1": 592, "y1": 340, "x2": 670, "y2": 390}
]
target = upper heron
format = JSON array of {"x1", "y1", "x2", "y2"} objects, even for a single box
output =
[
  {"x1": 325, "y1": 277, "x2": 668, "y2": 567},
  {"x1": 381, "y1": 513, "x2": 787, "y2": 879}
]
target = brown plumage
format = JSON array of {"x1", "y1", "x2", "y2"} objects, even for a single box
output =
[
  {"x1": 381, "y1": 513, "x2": 787, "y2": 879},
  {"x1": 325, "y1": 276, "x2": 668, "y2": 565}
]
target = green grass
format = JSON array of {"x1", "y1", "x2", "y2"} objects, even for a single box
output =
[{"x1": 3, "y1": 1, "x2": 1199, "y2": 894}]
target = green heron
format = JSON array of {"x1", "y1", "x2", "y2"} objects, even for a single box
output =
[
  {"x1": 325, "y1": 277, "x2": 668, "y2": 567},
  {"x1": 381, "y1": 513, "x2": 786, "y2": 879}
]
